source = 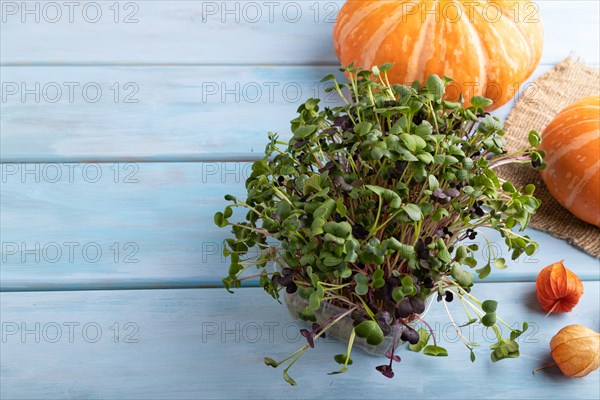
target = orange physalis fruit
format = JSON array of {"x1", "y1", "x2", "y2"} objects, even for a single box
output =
[
  {"x1": 535, "y1": 261, "x2": 583, "y2": 315},
  {"x1": 550, "y1": 325, "x2": 600, "y2": 377}
]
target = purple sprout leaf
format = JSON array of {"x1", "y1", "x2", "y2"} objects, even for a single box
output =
[
  {"x1": 285, "y1": 281, "x2": 298, "y2": 294},
  {"x1": 401, "y1": 327, "x2": 420, "y2": 345},
  {"x1": 385, "y1": 351, "x2": 401, "y2": 362},
  {"x1": 300, "y1": 328, "x2": 315, "y2": 348},
  {"x1": 443, "y1": 187, "x2": 461, "y2": 198},
  {"x1": 375, "y1": 364, "x2": 395, "y2": 378}
]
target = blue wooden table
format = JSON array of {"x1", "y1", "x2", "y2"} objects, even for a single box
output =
[{"x1": 1, "y1": 1, "x2": 599, "y2": 398}]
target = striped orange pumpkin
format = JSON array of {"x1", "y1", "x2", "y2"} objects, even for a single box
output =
[
  {"x1": 539, "y1": 96, "x2": 600, "y2": 227},
  {"x1": 333, "y1": 0, "x2": 543, "y2": 110}
]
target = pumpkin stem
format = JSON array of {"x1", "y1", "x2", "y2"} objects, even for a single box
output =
[
  {"x1": 544, "y1": 301, "x2": 560, "y2": 318},
  {"x1": 533, "y1": 362, "x2": 556, "y2": 374}
]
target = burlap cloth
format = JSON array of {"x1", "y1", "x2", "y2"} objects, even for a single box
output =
[{"x1": 497, "y1": 57, "x2": 600, "y2": 258}]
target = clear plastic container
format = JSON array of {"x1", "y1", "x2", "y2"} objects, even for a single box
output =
[{"x1": 283, "y1": 291, "x2": 434, "y2": 356}]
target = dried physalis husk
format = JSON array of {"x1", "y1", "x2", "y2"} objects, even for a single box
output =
[
  {"x1": 536, "y1": 261, "x2": 583, "y2": 315},
  {"x1": 550, "y1": 325, "x2": 600, "y2": 377}
]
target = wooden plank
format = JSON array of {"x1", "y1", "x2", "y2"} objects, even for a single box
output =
[
  {"x1": 1, "y1": 162, "x2": 598, "y2": 291},
  {"x1": 0, "y1": 162, "x2": 244, "y2": 291},
  {"x1": 0, "y1": 65, "x2": 345, "y2": 162},
  {"x1": 1, "y1": 283, "x2": 599, "y2": 399},
  {"x1": 1, "y1": 1, "x2": 598, "y2": 65},
  {"x1": 3, "y1": 63, "x2": 594, "y2": 162}
]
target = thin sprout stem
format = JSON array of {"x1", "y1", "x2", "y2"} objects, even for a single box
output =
[
  {"x1": 314, "y1": 307, "x2": 357, "y2": 341},
  {"x1": 492, "y1": 325, "x2": 503, "y2": 341},
  {"x1": 496, "y1": 315, "x2": 517, "y2": 331},
  {"x1": 412, "y1": 219, "x2": 423, "y2": 246},
  {"x1": 372, "y1": 208, "x2": 404, "y2": 236},
  {"x1": 231, "y1": 224, "x2": 272, "y2": 235},
  {"x1": 353, "y1": 294, "x2": 375, "y2": 320},
  {"x1": 450, "y1": 288, "x2": 485, "y2": 318},
  {"x1": 321, "y1": 296, "x2": 356, "y2": 308},
  {"x1": 342, "y1": 329, "x2": 356, "y2": 369},
  {"x1": 275, "y1": 344, "x2": 309, "y2": 366},
  {"x1": 271, "y1": 186, "x2": 295, "y2": 207},
  {"x1": 332, "y1": 81, "x2": 350, "y2": 105},
  {"x1": 442, "y1": 298, "x2": 473, "y2": 347},
  {"x1": 473, "y1": 229, "x2": 497, "y2": 261},
  {"x1": 414, "y1": 315, "x2": 438, "y2": 348},
  {"x1": 274, "y1": 308, "x2": 356, "y2": 370},
  {"x1": 500, "y1": 228, "x2": 534, "y2": 243},
  {"x1": 428, "y1": 102, "x2": 440, "y2": 134},
  {"x1": 229, "y1": 202, "x2": 262, "y2": 216},
  {"x1": 319, "y1": 282, "x2": 351, "y2": 289},
  {"x1": 450, "y1": 287, "x2": 515, "y2": 331},
  {"x1": 283, "y1": 346, "x2": 309, "y2": 375},
  {"x1": 458, "y1": 295, "x2": 474, "y2": 320},
  {"x1": 370, "y1": 196, "x2": 383, "y2": 235},
  {"x1": 236, "y1": 272, "x2": 274, "y2": 282}
]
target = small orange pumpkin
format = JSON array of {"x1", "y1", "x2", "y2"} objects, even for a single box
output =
[
  {"x1": 333, "y1": 0, "x2": 543, "y2": 110},
  {"x1": 539, "y1": 96, "x2": 600, "y2": 227}
]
